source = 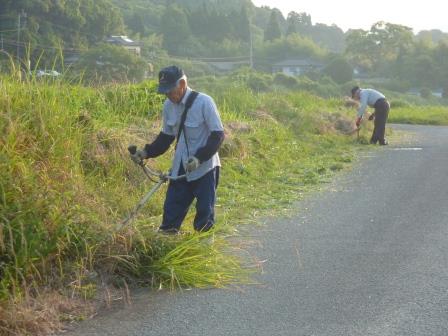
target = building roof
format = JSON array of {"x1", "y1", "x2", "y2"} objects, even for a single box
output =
[{"x1": 106, "y1": 35, "x2": 141, "y2": 46}]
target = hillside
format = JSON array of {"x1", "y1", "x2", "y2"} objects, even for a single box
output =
[{"x1": 1, "y1": 1, "x2": 448, "y2": 106}]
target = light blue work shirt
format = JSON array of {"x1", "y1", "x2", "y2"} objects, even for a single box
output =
[
  {"x1": 162, "y1": 87, "x2": 224, "y2": 181},
  {"x1": 357, "y1": 89, "x2": 386, "y2": 117}
]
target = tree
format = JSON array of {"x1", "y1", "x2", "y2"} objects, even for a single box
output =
[
  {"x1": 309, "y1": 24, "x2": 345, "y2": 53},
  {"x1": 323, "y1": 57, "x2": 353, "y2": 84},
  {"x1": 286, "y1": 12, "x2": 298, "y2": 36},
  {"x1": 370, "y1": 22, "x2": 413, "y2": 60},
  {"x1": 160, "y1": 4, "x2": 191, "y2": 53},
  {"x1": 76, "y1": 44, "x2": 147, "y2": 83},
  {"x1": 127, "y1": 11, "x2": 146, "y2": 36},
  {"x1": 264, "y1": 10, "x2": 282, "y2": 41},
  {"x1": 414, "y1": 55, "x2": 438, "y2": 87},
  {"x1": 416, "y1": 29, "x2": 448, "y2": 44},
  {"x1": 433, "y1": 42, "x2": 448, "y2": 87},
  {"x1": 345, "y1": 29, "x2": 377, "y2": 71},
  {"x1": 289, "y1": 11, "x2": 312, "y2": 35},
  {"x1": 256, "y1": 33, "x2": 325, "y2": 69},
  {"x1": 0, "y1": 0, "x2": 124, "y2": 65},
  {"x1": 235, "y1": 5, "x2": 251, "y2": 42},
  {"x1": 345, "y1": 22, "x2": 414, "y2": 73}
]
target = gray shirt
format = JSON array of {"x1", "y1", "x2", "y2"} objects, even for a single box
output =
[
  {"x1": 162, "y1": 87, "x2": 224, "y2": 181},
  {"x1": 357, "y1": 89, "x2": 386, "y2": 117}
]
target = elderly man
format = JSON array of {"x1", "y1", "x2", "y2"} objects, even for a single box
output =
[
  {"x1": 351, "y1": 86, "x2": 390, "y2": 145},
  {"x1": 132, "y1": 65, "x2": 225, "y2": 233}
]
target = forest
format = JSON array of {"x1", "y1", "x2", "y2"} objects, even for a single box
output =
[{"x1": 1, "y1": 0, "x2": 448, "y2": 91}]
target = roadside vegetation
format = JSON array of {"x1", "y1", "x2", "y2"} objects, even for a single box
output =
[
  {"x1": 0, "y1": 72, "x2": 364, "y2": 335},
  {"x1": 2, "y1": 67, "x2": 448, "y2": 335},
  {"x1": 388, "y1": 105, "x2": 448, "y2": 125}
]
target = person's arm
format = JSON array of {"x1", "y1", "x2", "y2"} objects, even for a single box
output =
[
  {"x1": 143, "y1": 132, "x2": 175, "y2": 158},
  {"x1": 195, "y1": 131, "x2": 225, "y2": 162}
]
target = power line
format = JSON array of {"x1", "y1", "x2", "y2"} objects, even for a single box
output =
[
  {"x1": 152, "y1": 54, "x2": 252, "y2": 65},
  {"x1": 176, "y1": 55, "x2": 250, "y2": 61},
  {"x1": 2, "y1": 38, "x2": 87, "y2": 53},
  {"x1": 0, "y1": 29, "x2": 18, "y2": 33}
]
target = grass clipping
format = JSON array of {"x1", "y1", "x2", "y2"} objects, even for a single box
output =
[
  {"x1": 103, "y1": 227, "x2": 254, "y2": 290},
  {"x1": 142, "y1": 231, "x2": 253, "y2": 289}
]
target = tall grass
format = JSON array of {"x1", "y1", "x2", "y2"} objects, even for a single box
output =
[
  {"x1": 389, "y1": 105, "x2": 448, "y2": 125},
  {"x1": 1, "y1": 74, "x2": 362, "y2": 335}
]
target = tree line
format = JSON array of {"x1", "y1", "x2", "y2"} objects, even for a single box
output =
[{"x1": 1, "y1": 0, "x2": 448, "y2": 91}]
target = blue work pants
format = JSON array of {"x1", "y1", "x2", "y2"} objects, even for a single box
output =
[{"x1": 159, "y1": 166, "x2": 219, "y2": 232}]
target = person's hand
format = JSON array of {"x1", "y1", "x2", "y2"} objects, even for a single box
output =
[
  {"x1": 131, "y1": 149, "x2": 147, "y2": 165},
  {"x1": 368, "y1": 113, "x2": 375, "y2": 121},
  {"x1": 355, "y1": 116, "x2": 362, "y2": 128},
  {"x1": 186, "y1": 156, "x2": 200, "y2": 172}
]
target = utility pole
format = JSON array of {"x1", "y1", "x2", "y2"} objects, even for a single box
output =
[
  {"x1": 249, "y1": 22, "x2": 253, "y2": 69},
  {"x1": 17, "y1": 11, "x2": 21, "y2": 59},
  {"x1": 17, "y1": 10, "x2": 26, "y2": 60}
]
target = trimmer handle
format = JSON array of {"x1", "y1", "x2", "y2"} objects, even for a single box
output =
[{"x1": 128, "y1": 145, "x2": 137, "y2": 155}]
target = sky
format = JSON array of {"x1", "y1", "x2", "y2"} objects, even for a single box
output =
[{"x1": 251, "y1": 0, "x2": 448, "y2": 34}]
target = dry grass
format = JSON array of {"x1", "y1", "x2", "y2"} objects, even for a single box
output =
[
  {"x1": 0, "y1": 292, "x2": 95, "y2": 336},
  {"x1": 343, "y1": 96, "x2": 359, "y2": 108},
  {"x1": 248, "y1": 109, "x2": 278, "y2": 124}
]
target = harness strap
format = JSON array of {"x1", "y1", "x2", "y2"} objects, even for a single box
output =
[{"x1": 176, "y1": 91, "x2": 199, "y2": 155}]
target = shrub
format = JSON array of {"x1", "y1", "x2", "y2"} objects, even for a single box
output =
[
  {"x1": 381, "y1": 79, "x2": 411, "y2": 93},
  {"x1": 247, "y1": 72, "x2": 272, "y2": 92},
  {"x1": 420, "y1": 87, "x2": 432, "y2": 99},
  {"x1": 323, "y1": 57, "x2": 353, "y2": 84},
  {"x1": 75, "y1": 44, "x2": 148, "y2": 84},
  {"x1": 273, "y1": 73, "x2": 298, "y2": 88}
]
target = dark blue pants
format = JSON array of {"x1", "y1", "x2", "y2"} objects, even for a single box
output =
[
  {"x1": 371, "y1": 99, "x2": 390, "y2": 145},
  {"x1": 159, "y1": 166, "x2": 219, "y2": 232}
]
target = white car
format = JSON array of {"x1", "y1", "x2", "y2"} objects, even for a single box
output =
[{"x1": 36, "y1": 70, "x2": 61, "y2": 78}]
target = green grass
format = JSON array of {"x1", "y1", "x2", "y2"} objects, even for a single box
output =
[
  {"x1": 389, "y1": 105, "x2": 448, "y2": 125},
  {"x1": 0, "y1": 76, "x2": 363, "y2": 335}
]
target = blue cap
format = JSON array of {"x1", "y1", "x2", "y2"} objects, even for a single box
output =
[{"x1": 157, "y1": 65, "x2": 185, "y2": 94}]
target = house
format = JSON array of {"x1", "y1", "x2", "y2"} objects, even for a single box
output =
[
  {"x1": 106, "y1": 36, "x2": 142, "y2": 56},
  {"x1": 272, "y1": 59, "x2": 324, "y2": 76}
]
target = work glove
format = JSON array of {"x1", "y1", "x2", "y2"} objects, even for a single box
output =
[
  {"x1": 186, "y1": 156, "x2": 200, "y2": 173},
  {"x1": 368, "y1": 113, "x2": 375, "y2": 121},
  {"x1": 355, "y1": 116, "x2": 362, "y2": 128},
  {"x1": 131, "y1": 149, "x2": 148, "y2": 165}
]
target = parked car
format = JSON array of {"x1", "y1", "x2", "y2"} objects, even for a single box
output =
[{"x1": 36, "y1": 70, "x2": 61, "y2": 78}]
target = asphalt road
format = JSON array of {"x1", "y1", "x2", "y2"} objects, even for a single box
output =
[{"x1": 65, "y1": 125, "x2": 448, "y2": 336}]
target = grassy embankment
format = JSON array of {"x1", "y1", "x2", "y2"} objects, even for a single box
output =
[
  {"x1": 1, "y1": 75, "x2": 371, "y2": 335},
  {"x1": 389, "y1": 105, "x2": 448, "y2": 125}
]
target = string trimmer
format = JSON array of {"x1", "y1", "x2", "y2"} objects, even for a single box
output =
[{"x1": 116, "y1": 145, "x2": 186, "y2": 231}]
